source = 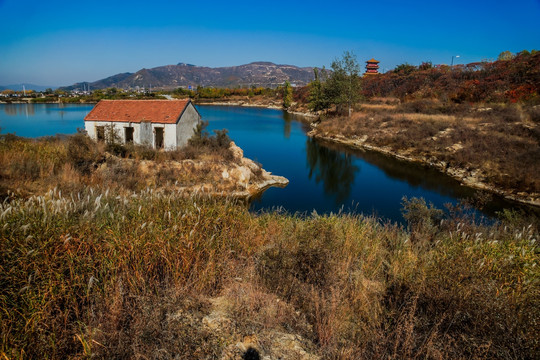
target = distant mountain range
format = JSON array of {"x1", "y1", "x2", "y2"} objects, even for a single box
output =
[
  {"x1": 60, "y1": 62, "x2": 318, "y2": 91},
  {"x1": 0, "y1": 83, "x2": 55, "y2": 92}
]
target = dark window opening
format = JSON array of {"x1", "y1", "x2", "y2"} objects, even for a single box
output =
[
  {"x1": 125, "y1": 127, "x2": 134, "y2": 143},
  {"x1": 96, "y1": 126, "x2": 105, "y2": 141},
  {"x1": 155, "y1": 128, "x2": 164, "y2": 149}
]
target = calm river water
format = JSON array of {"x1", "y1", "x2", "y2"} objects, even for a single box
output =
[{"x1": 0, "y1": 103, "x2": 530, "y2": 222}]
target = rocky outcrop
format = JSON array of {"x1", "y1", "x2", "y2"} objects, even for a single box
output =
[
  {"x1": 225, "y1": 142, "x2": 289, "y2": 199},
  {"x1": 308, "y1": 130, "x2": 540, "y2": 207},
  {"x1": 98, "y1": 142, "x2": 288, "y2": 200},
  {"x1": 202, "y1": 292, "x2": 319, "y2": 360}
]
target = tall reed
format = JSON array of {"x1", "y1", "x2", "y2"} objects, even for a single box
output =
[{"x1": 1, "y1": 187, "x2": 537, "y2": 359}]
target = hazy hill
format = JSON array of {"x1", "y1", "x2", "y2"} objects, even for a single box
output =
[{"x1": 61, "y1": 62, "x2": 317, "y2": 91}]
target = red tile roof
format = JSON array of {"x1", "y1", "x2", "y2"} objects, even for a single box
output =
[{"x1": 84, "y1": 99, "x2": 191, "y2": 124}]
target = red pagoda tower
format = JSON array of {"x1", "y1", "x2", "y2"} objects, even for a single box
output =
[{"x1": 365, "y1": 58, "x2": 380, "y2": 75}]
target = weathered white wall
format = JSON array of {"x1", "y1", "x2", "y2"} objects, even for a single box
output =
[
  {"x1": 139, "y1": 122, "x2": 152, "y2": 146},
  {"x1": 162, "y1": 123, "x2": 177, "y2": 150},
  {"x1": 85, "y1": 121, "x2": 141, "y2": 144},
  {"x1": 176, "y1": 103, "x2": 200, "y2": 147}
]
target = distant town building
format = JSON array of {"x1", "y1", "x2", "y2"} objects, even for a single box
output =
[
  {"x1": 84, "y1": 99, "x2": 200, "y2": 150},
  {"x1": 365, "y1": 58, "x2": 380, "y2": 75}
]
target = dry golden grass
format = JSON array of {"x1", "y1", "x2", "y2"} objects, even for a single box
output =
[
  {"x1": 358, "y1": 103, "x2": 398, "y2": 112},
  {"x1": 0, "y1": 189, "x2": 538, "y2": 359},
  {"x1": 0, "y1": 129, "x2": 240, "y2": 197}
]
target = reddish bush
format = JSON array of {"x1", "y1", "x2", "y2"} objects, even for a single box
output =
[{"x1": 361, "y1": 51, "x2": 540, "y2": 104}]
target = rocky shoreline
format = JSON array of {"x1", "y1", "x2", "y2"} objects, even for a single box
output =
[
  {"x1": 101, "y1": 142, "x2": 289, "y2": 201},
  {"x1": 182, "y1": 142, "x2": 289, "y2": 200},
  {"x1": 308, "y1": 129, "x2": 540, "y2": 207}
]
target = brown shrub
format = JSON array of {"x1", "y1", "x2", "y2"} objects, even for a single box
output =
[
  {"x1": 67, "y1": 132, "x2": 105, "y2": 175},
  {"x1": 477, "y1": 104, "x2": 522, "y2": 123},
  {"x1": 223, "y1": 282, "x2": 309, "y2": 335},
  {"x1": 156, "y1": 166, "x2": 179, "y2": 184},
  {"x1": 90, "y1": 290, "x2": 223, "y2": 359},
  {"x1": 527, "y1": 106, "x2": 540, "y2": 123},
  {"x1": 99, "y1": 158, "x2": 142, "y2": 191}
]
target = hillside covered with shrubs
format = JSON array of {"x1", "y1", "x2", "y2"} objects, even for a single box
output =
[{"x1": 362, "y1": 50, "x2": 540, "y2": 104}]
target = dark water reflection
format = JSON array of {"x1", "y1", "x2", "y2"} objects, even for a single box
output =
[
  {"x1": 306, "y1": 138, "x2": 359, "y2": 204},
  {"x1": 316, "y1": 139, "x2": 477, "y2": 200}
]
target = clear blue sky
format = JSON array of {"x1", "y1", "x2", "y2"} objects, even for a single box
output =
[{"x1": 1, "y1": 0, "x2": 539, "y2": 87}]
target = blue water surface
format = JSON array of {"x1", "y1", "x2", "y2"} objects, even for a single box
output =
[
  {"x1": 0, "y1": 103, "x2": 93, "y2": 137},
  {"x1": 199, "y1": 106, "x2": 484, "y2": 221}
]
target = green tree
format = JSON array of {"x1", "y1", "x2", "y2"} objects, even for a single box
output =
[
  {"x1": 283, "y1": 80, "x2": 293, "y2": 109},
  {"x1": 393, "y1": 63, "x2": 417, "y2": 75},
  {"x1": 308, "y1": 67, "x2": 329, "y2": 112},
  {"x1": 325, "y1": 51, "x2": 362, "y2": 117},
  {"x1": 498, "y1": 51, "x2": 514, "y2": 61}
]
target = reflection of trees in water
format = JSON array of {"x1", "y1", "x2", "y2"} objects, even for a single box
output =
[
  {"x1": 317, "y1": 139, "x2": 472, "y2": 199},
  {"x1": 306, "y1": 138, "x2": 359, "y2": 203},
  {"x1": 3, "y1": 104, "x2": 17, "y2": 116},
  {"x1": 283, "y1": 111, "x2": 292, "y2": 139},
  {"x1": 3, "y1": 104, "x2": 35, "y2": 116},
  {"x1": 314, "y1": 140, "x2": 536, "y2": 219}
]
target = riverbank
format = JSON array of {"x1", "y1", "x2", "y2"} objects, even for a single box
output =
[
  {"x1": 308, "y1": 101, "x2": 540, "y2": 207},
  {"x1": 2, "y1": 108, "x2": 538, "y2": 359},
  {"x1": 309, "y1": 130, "x2": 539, "y2": 206}
]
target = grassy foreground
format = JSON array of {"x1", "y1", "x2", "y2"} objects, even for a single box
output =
[
  {"x1": 0, "y1": 185, "x2": 538, "y2": 359},
  {"x1": 0, "y1": 133, "x2": 539, "y2": 359}
]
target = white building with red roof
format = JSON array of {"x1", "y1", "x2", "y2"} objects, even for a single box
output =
[{"x1": 84, "y1": 99, "x2": 201, "y2": 150}]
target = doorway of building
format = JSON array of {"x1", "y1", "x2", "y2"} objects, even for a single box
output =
[
  {"x1": 155, "y1": 128, "x2": 164, "y2": 149},
  {"x1": 96, "y1": 126, "x2": 105, "y2": 141},
  {"x1": 125, "y1": 127, "x2": 134, "y2": 143}
]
